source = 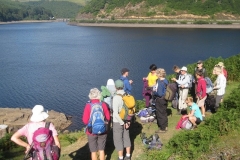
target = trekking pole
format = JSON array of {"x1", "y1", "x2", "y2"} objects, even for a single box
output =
[{"x1": 23, "y1": 143, "x2": 34, "y2": 160}]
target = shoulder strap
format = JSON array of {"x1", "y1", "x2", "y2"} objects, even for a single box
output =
[{"x1": 45, "y1": 122, "x2": 50, "y2": 129}]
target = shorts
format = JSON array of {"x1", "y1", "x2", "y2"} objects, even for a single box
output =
[
  {"x1": 87, "y1": 134, "x2": 107, "y2": 152},
  {"x1": 196, "y1": 118, "x2": 202, "y2": 125},
  {"x1": 197, "y1": 96, "x2": 207, "y2": 107}
]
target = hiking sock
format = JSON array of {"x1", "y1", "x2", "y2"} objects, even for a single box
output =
[
  {"x1": 119, "y1": 156, "x2": 123, "y2": 160},
  {"x1": 126, "y1": 154, "x2": 131, "y2": 157}
]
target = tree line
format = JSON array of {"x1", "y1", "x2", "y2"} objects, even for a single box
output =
[
  {"x1": 81, "y1": 0, "x2": 240, "y2": 16},
  {"x1": 0, "y1": 0, "x2": 81, "y2": 22},
  {"x1": 0, "y1": 0, "x2": 53, "y2": 22}
]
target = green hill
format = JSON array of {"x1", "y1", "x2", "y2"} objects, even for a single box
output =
[
  {"x1": 25, "y1": 1, "x2": 82, "y2": 18},
  {"x1": 78, "y1": 0, "x2": 240, "y2": 20}
]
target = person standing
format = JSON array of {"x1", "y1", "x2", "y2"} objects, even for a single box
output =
[
  {"x1": 142, "y1": 64, "x2": 158, "y2": 107},
  {"x1": 153, "y1": 68, "x2": 168, "y2": 133},
  {"x1": 120, "y1": 68, "x2": 133, "y2": 95},
  {"x1": 213, "y1": 66, "x2": 226, "y2": 112},
  {"x1": 82, "y1": 88, "x2": 110, "y2": 160},
  {"x1": 11, "y1": 105, "x2": 60, "y2": 157},
  {"x1": 195, "y1": 71, "x2": 207, "y2": 118},
  {"x1": 112, "y1": 79, "x2": 131, "y2": 160},
  {"x1": 172, "y1": 66, "x2": 190, "y2": 113},
  {"x1": 194, "y1": 60, "x2": 207, "y2": 78},
  {"x1": 216, "y1": 62, "x2": 228, "y2": 80}
]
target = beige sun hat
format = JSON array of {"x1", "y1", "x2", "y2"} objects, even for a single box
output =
[
  {"x1": 30, "y1": 105, "x2": 49, "y2": 122},
  {"x1": 88, "y1": 88, "x2": 101, "y2": 100},
  {"x1": 217, "y1": 62, "x2": 224, "y2": 67}
]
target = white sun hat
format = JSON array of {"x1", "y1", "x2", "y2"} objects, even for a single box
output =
[{"x1": 30, "y1": 105, "x2": 49, "y2": 122}]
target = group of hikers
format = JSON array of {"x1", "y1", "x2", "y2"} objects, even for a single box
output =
[{"x1": 9, "y1": 60, "x2": 227, "y2": 160}]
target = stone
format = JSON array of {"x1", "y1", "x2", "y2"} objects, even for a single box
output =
[{"x1": 0, "y1": 108, "x2": 72, "y2": 133}]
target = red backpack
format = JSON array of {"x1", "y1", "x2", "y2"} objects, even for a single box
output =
[{"x1": 30, "y1": 122, "x2": 60, "y2": 160}]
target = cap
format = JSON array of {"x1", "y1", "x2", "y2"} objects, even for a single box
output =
[
  {"x1": 121, "y1": 68, "x2": 129, "y2": 74},
  {"x1": 197, "y1": 60, "x2": 203, "y2": 64},
  {"x1": 181, "y1": 66, "x2": 187, "y2": 71},
  {"x1": 115, "y1": 79, "x2": 124, "y2": 88}
]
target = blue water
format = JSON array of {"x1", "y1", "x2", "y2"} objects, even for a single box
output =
[{"x1": 0, "y1": 22, "x2": 240, "y2": 130}]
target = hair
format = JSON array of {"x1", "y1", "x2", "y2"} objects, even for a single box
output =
[
  {"x1": 186, "y1": 97, "x2": 193, "y2": 102},
  {"x1": 156, "y1": 68, "x2": 166, "y2": 78},
  {"x1": 88, "y1": 88, "x2": 101, "y2": 100},
  {"x1": 195, "y1": 70, "x2": 203, "y2": 77},
  {"x1": 172, "y1": 65, "x2": 180, "y2": 71},
  {"x1": 149, "y1": 64, "x2": 157, "y2": 71}
]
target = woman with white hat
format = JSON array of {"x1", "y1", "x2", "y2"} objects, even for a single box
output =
[{"x1": 11, "y1": 105, "x2": 60, "y2": 155}]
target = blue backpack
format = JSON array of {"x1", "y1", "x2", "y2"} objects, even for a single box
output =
[
  {"x1": 205, "y1": 77, "x2": 213, "y2": 93},
  {"x1": 87, "y1": 102, "x2": 106, "y2": 135}
]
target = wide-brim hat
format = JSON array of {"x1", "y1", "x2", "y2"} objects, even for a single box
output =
[
  {"x1": 88, "y1": 88, "x2": 101, "y2": 99},
  {"x1": 217, "y1": 62, "x2": 224, "y2": 67},
  {"x1": 30, "y1": 105, "x2": 49, "y2": 122}
]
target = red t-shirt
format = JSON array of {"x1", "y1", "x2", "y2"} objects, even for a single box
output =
[{"x1": 196, "y1": 77, "x2": 207, "y2": 99}]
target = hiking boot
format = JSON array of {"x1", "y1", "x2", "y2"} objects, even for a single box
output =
[
  {"x1": 124, "y1": 156, "x2": 131, "y2": 160},
  {"x1": 155, "y1": 130, "x2": 166, "y2": 133}
]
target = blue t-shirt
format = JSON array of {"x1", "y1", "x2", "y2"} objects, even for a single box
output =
[{"x1": 190, "y1": 103, "x2": 203, "y2": 121}]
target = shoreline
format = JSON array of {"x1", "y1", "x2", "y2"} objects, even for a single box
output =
[
  {"x1": 1, "y1": 20, "x2": 240, "y2": 29},
  {"x1": 69, "y1": 22, "x2": 240, "y2": 29}
]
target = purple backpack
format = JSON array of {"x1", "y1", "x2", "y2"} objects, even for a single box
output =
[{"x1": 32, "y1": 122, "x2": 60, "y2": 160}]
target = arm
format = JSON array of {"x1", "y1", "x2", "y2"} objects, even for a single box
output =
[
  {"x1": 123, "y1": 79, "x2": 132, "y2": 94},
  {"x1": 53, "y1": 135, "x2": 61, "y2": 148},
  {"x1": 102, "y1": 102, "x2": 111, "y2": 121},
  {"x1": 183, "y1": 109, "x2": 195, "y2": 119},
  {"x1": 11, "y1": 131, "x2": 30, "y2": 153},
  {"x1": 82, "y1": 104, "x2": 91, "y2": 125}
]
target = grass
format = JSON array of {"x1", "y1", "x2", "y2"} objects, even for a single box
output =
[{"x1": 3, "y1": 81, "x2": 239, "y2": 160}]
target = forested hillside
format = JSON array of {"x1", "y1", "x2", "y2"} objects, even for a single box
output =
[
  {"x1": 80, "y1": 0, "x2": 240, "y2": 18},
  {"x1": 25, "y1": 1, "x2": 81, "y2": 18},
  {"x1": 0, "y1": 0, "x2": 53, "y2": 22}
]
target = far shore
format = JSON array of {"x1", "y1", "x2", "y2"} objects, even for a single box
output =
[
  {"x1": 1, "y1": 20, "x2": 240, "y2": 29},
  {"x1": 69, "y1": 22, "x2": 240, "y2": 29}
]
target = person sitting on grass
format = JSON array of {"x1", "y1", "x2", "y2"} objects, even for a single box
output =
[{"x1": 182, "y1": 97, "x2": 203, "y2": 130}]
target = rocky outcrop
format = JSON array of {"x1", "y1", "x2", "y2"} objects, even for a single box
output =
[{"x1": 0, "y1": 108, "x2": 72, "y2": 135}]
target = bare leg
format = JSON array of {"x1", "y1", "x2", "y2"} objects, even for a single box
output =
[
  {"x1": 91, "y1": 152, "x2": 97, "y2": 160},
  {"x1": 99, "y1": 150, "x2": 105, "y2": 160}
]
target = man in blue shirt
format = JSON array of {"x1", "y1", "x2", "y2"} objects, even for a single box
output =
[
  {"x1": 120, "y1": 68, "x2": 133, "y2": 94},
  {"x1": 183, "y1": 97, "x2": 203, "y2": 130}
]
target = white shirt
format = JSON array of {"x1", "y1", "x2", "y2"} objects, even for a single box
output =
[
  {"x1": 176, "y1": 73, "x2": 190, "y2": 88},
  {"x1": 215, "y1": 74, "x2": 226, "y2": 95}
]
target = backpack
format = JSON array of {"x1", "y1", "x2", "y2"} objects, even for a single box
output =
[
  {"x1": 118, "y1": 94, "x2": 136, "y2": 122},
  {"x1": 165, "y1": 83, "x2": 177, "y2": 101},
  {"x1": 204, "y1": 77, "x2": 213, "y2": 94},
  {"x1": 187, "y1": 74, "x2": 193, "y2": 88},
  {"x1": 87, "y1": 102, "x2": 106, "y2": 135},
  {"x1": 205, "y1": 94, "x2": 216, "y2": 110},
  {"x1": 180, "y1": 118, "x2": 193, "y2": 130},
  {"x1": 172, "y1": 97, "x2": 178, "y2": 109},
  {"x1": 137, "y1": 109, "x2": 149, "y2": 117},
  {"x1": 140, "y1": 133, "x2": 163, "y2": 150},
  {"x1": 31, "y1": 122, "x2": 60, "y2": 160}
]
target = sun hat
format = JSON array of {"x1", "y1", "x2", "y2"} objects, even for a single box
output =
[
  {"x1": 217, "y1": 62, "x2": 224, "y2": 67},
  {"x1": 115, "y1": 79, "x2": 124, "y2": 88},
  {"x1": 88, "y1": 88, "x2": 101, "y2": 100},
  {"x1": 30, "y1": 105, "x2": 49, "y2": 122},
  {"x1": 121, "y1": 68, "x2": 129, "y2": 74},
  {"x1": 106, "y1": 79, "x2": 115, "y2": 86},
  {"x1": 180, "y1": 66, "x2": 187, "y2": 71}
]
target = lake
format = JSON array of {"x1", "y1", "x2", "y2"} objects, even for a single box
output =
[{"x1": 0, "y1": 22, "x2": 240, "y2": 130}]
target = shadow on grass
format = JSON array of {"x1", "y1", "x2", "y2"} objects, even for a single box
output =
[{"x1": 68, "y1": 121, "x2": 143, "y2": 160}]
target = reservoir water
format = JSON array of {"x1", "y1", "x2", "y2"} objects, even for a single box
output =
[{"x1": 0, "y1": 22, "x2": 240, "y2": 130}]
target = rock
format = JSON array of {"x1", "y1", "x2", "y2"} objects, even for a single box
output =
[
  {"x1": 0, "y1": 108, "x2": 72, "y2": 133},
  {"x1": 0, "y1": 124, "x2": 8, "y2": 139},
  {"x1": 63, "y1": 130, "x2": 70, "y2": 134}
]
